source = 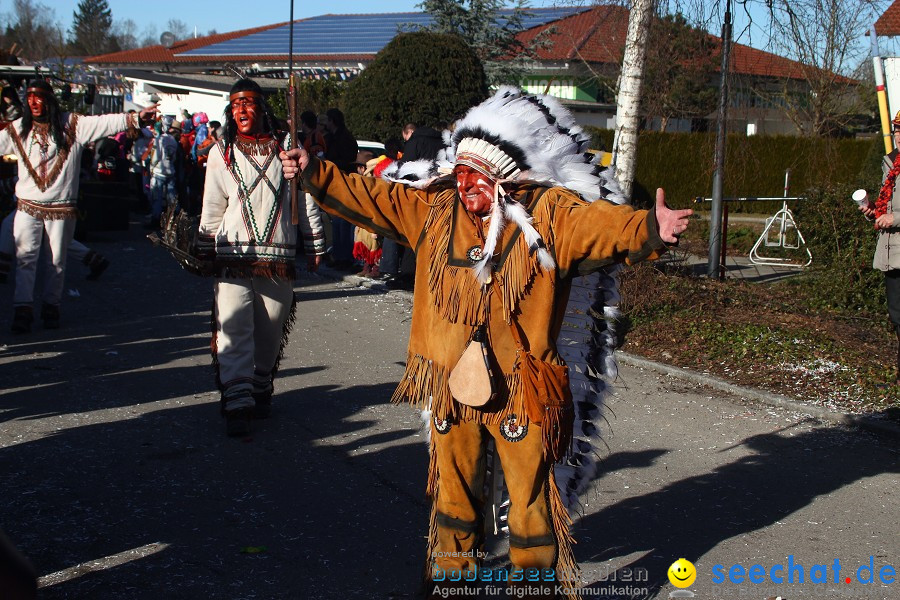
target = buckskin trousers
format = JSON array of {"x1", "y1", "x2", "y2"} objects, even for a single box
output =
[
  {"x1": 13, "y1": 211, "x2": 75, "y2": 307},
  {"x1": 213, "y1": 277, "x2": 294, "y2": 392},
  {"x1": 430, "y1": 419, "x2": 556, "y2": 576}
]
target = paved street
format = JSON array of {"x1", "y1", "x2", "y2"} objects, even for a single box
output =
[{"x1": 0, "y1": 221, "x2": 897, "y2": 599}]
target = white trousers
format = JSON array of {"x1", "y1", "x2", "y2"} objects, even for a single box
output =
[
  {"x1": 1, "y1": 209, "x2": 89, "y2": 265},
  {"x1": 214, "y1": 277, "x2": 294, "y2": 392},
  {"x1": 13, "y1": 211, "x2": 75, "y2": 307}
]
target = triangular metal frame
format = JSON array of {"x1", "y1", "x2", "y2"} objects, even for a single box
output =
[{"x1": 749, "y1": 201, "x2": 812, "y2": 267}]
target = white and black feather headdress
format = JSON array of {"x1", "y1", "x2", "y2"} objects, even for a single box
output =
[{"x1": 385, "y1": 86, "x2": 622, "y2": 282}]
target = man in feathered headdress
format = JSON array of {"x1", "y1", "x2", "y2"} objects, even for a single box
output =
[
  {"x1": 282, "y1": 87, "x2": 692, "y2": 598},
  {"x1": 198, "y1": 78, "x2": 326, "y2": 437},
  {"x1": 0, "y1": 79, "x2": 157, "y2": 333}
]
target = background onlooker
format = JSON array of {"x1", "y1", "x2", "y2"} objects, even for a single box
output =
[
  {"x1": 379, "y1": 123, "x2": 445, "y2": 290},
  {"x1": 350, "y1": 150, "x2": 380, "y2": 277},
  {"x1": 300, "y1": 110, "x2": 326, "y2": 158},
  {"x1": 147, "y1": 117, "x2": 180, "y2": 229},
  {"x1": 323, "y1": 108, "x2": 358, "y2": 270}
]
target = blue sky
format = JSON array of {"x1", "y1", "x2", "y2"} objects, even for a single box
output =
[{"x1": 49, "y1": 1, "x2": 525, "y2": 37}]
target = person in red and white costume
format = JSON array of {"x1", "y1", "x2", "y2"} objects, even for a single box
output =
[
  {"x1": 198, "y1": 78, "x2": 325, "y2": 437},
  {"x1": 0, "y1": 79, "x2": 156, "y2": 333}
]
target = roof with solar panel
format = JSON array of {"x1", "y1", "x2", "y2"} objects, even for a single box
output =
[
  {"x1": 177, "y1": 8, "x2": 587, "y2": 57},
  {"x1": 83, "y1": 6, "x2": 814, "y2": 85},
  {"x1": 85, "y1": 7, "x2": 589, "y2": 65}
]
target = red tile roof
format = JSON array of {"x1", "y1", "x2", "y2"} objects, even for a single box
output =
[
  {"x1": 521, "y1": 5, "x2": 831, "y2": 82},
  {"x1": 84, "y1": 22, "x2": 288, "y2": 65},
  {"x1": 876, "y1": 0, "x2": 900, "y2": 36},
  {"x1": 518, "y1": 5, "x2": 630, "y2": 63}
]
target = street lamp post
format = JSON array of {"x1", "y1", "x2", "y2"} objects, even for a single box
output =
[{"x1": 708, "y1": 0, "x2": 733, "y2": 278}]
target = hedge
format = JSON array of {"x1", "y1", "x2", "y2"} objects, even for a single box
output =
[
  {"x1": 587, "y1": 128, "x2": 879, "y2": 211},
  {"x1": 791, "y1": 183, "x2": 885, "y2": 315}
]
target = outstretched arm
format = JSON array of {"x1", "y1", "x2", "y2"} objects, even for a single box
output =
[
  {"x1": 280, "y1": 147, "x2": 431, "y2": 248},
  {"x1": 654, "y1": 188, "x2": 693, "y2": 243}
]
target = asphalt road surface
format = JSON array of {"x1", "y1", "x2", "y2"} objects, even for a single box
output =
[{"x1": 0, "y1": 222, "x2": 896, "y2": 600}]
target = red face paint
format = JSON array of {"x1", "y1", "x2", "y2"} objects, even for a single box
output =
[
  {"x1": 26, "y1": 93, "x2": 45, "y2": 118},
  {"x1": 231, "y1": 97, "x2": 261, "y2": 135},
  {"x1": 454, "y1": 165, "x2": 495, "y2": 216}
]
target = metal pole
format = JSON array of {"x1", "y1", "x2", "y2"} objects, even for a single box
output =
[
  {"x1": 707, "y1": 0, "x2": 732, "y2": 278},
  {"x1": 289, "y1": 0, "x2": 294, "y2": 78}
]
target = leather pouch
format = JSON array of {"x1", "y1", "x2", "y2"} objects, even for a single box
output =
[{"x1": 449, "y1": 325, "x2": 498, "y2": 407}]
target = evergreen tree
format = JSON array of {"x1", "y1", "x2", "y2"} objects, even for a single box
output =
[
  {"x1": 69, "y1": 0, "x2": 119, "y2": 56},
  {"x1": 342, "y1": 32, "x2": 488, "y2": 143},
  {"x1": 417, "y1": 0, "x2": 546, "y2": 87}
]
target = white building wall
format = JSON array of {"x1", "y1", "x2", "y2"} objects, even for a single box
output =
[{"x1": 125, "y1": 79, "x2": 229, "y2": 122}]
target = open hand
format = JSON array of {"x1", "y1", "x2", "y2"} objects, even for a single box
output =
[{"x1": 655, "y1": 188, "x2": 693, "y2": 243}]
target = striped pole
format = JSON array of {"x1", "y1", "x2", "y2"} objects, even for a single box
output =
[{"x1": 871, "y1": 26, "x2": 892, "y2": 154}]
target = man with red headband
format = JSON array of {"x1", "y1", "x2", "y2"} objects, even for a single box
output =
[
  {"x1": 0, "y1": 79, "x2": 156, "y2": 333},
  {"x1": 198, "y1": 78, "x2": 325, "y2": 437},
  {"x1": 282, "y1": 87, "x2": 692, "y2": 598}
]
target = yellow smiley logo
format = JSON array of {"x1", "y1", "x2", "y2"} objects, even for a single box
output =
[{"x1": 668, "y1": 558, "x2": 697, "y2": 588}]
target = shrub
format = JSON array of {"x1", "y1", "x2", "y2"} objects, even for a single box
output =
[
  {"x1": 269, "y1": 79, "x2": 347, "y2": 122},
  {"x1": 584, "y1": 127, "x2": 875, "y2": 211},
  {"x1": 792, "y1": 184, "x2": 884, "y2": 315},
  {"x1": 342, "y1": 32, "x2": 488, "y2": 142}
]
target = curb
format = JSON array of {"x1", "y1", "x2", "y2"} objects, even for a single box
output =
[
  {"x1": 616, "y1": 352, "x2": 900, "y2": 439},
  {"x1": 310, "y1": 267, "x2": 900, "y2": 439}
]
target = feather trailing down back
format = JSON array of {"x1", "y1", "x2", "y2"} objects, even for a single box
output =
[{"x1": 380, "y1": 87, "x2": 629, "y2": 520}]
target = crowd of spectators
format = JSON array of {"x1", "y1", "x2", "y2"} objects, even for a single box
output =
[{"x1": 0, "y1": 81, "x2": 445, "y2": 292}]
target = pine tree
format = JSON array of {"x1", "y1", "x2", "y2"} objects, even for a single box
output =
[
  {"x1": 418, "y1": 0, "x2": 545, "y2": 87},
  {"x1": 69, "y1": 0, "x2": 119, "y2": 56}
]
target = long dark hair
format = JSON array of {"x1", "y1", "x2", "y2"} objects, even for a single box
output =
[
  {"x1": 220, "y1": 78, "x2": 280, "y2": 150},
  {"x1": 19, "y1": 80, "x2": 68, "y2": 151}
]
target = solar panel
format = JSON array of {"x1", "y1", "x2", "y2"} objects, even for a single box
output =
[{"x1": 177, "y1": 7, "x2": 588, "y2": 57}]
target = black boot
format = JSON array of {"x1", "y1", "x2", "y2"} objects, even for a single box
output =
[
  {"x1": 221, "y1": 388, "x2": 255, "y2": 437},
  {"x1": 84, "y1": 251, "x2": 110, "y2": 281},
  {"x1": 10, "y1": 306, "x2": 33, "y2": 334},
  {"x1": 40, "y1": 304, "x2": 60, "y2": 329},
  {"x1": 252, "y1": 377, "x2": 274, "y2": 419}
]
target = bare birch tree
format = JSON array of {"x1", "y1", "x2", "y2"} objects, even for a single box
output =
[{"x1": 613, "y1": 0, "x2": 657, "y2": 199}]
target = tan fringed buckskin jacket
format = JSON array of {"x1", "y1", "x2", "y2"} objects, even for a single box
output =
[{"x1": 303, "y1": 156, "x2": 667, "y2": 426}]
